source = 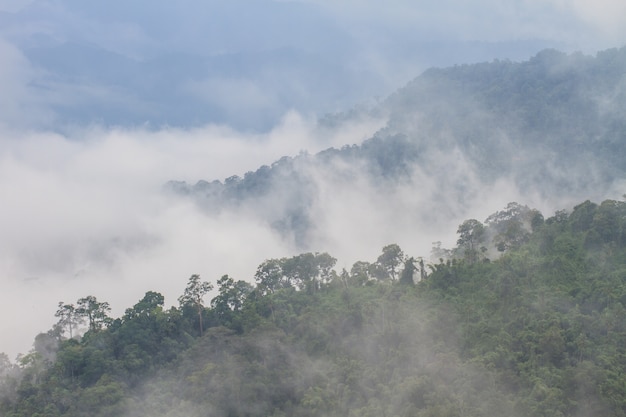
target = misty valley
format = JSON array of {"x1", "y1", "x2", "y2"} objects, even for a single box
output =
[{"x1": 2, "y1": 46, "x2": 626, "y2": 416}]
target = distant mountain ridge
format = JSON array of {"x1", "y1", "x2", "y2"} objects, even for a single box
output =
[
  {"x1": 169, "y1": 47, "x2": 626, "y2": 246},
  {"x1": 383, "y1": 47, "x2": 626, "y2": 174}
]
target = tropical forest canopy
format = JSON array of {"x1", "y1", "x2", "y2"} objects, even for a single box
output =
[{"x1": 2, "y1": 198, "x2": 626, "y2": 416}]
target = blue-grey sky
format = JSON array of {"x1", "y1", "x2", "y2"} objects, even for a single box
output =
[
  {"x1": 0, "y1": 0, "x2": 625, "y2": 359},
  {"x1": 1, "y1": 0, "x2": 624, "y2": 130}
]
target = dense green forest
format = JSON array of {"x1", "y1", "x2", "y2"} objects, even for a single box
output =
[{"x1": 2, "y1": 198, "x2": 626, "y2": 417}]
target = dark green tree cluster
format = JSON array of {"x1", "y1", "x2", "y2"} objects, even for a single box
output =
[
  {"x1": 425, "y1": 198, "x2": 626, "y2": 416},
  {"x1": 3, "y1": 199, "x2": 626, "y2": 416}
]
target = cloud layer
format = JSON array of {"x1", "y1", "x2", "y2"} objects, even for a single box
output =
[
  {"x1": 0, "y1": 113, "x2": 389, "y2": 358},
  {"x1": 0, "y1": 109, "x2": 587, "y2": 358},
  {"x1": 1, "y1": 0, "x2": 625, "y2": 360}
]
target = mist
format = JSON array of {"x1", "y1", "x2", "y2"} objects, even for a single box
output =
[
  {"x1": 1, "y1": 0, "x2": 625, "y2": 362},
  {"x1": 3, "y1": 57, "x2": 626, "y2": 360},
  {"x1": 0, "y1": 112, "x2": 388, "y2": 358},
  {"x1": 0, "y1": 109, "x2": 609, "y2": 359},
  {"x1": 2, "y1": 2, "x2": 626, "y2": 416}
]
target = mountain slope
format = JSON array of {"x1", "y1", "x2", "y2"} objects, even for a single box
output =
[{"x1": 169, "y1": 47, "x2": 626, "y2": 247}]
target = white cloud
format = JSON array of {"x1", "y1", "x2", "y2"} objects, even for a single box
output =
[{"x1": 0, "y1": 112, "x2": 386, "y2": 358}]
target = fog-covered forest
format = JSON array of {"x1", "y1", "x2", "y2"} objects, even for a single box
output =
[
  {"x1": 169, "y1": 47, "x2": 626, "y2": 246},
  {"x1": 3, "y1": 198, "x2": 626, "y2": 416},
  {"x1": 2, "y1": 46, "x2": 626, "y2": 416}
]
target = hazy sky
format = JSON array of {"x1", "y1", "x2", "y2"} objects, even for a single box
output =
[
  {"x1": 1, "y1": 0, "x2": 624, "y2": 129},
  {"x1": 0, "y1": 0, "x2": 625, "y2": 358}
]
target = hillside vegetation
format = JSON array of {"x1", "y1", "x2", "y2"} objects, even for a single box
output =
[
  {"x1": 2, "y1": 198, "x2": 626, "y2": 417},
  {"x1": 168, "y1": 47, "x2": 626, "y2": 245}
]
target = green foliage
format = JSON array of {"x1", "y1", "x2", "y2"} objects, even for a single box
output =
[
  {"x1": 178, "y1": 274, "x2": 213, "y2": 336},
  {"x1": 254, "y1": 252, "x2": 337, "y2": 294},
  {"x1": 376, "y1": 244, "x2": 405, "y2": 280},
  {"x1": 485, "y1": 202, "x2": 538, "y2": 252},
  {"x1": 456, "y1": 219, "x2": 486, "y2": 262},
  {"x1": 55, "y1": 303, "x2": 83, "y2": 340},
  {"x1": 210, "y1": 275, "x2": 254, "y2": 331},
  {"x1": 5, "y1": 198, "x2": 626, "y2": 416},
  {"x1": 76, "y1": 296, "x2": 112, "y2": 333},
  {"x1": 399, "y1": 257, "x2": 417, "y2": 285}
]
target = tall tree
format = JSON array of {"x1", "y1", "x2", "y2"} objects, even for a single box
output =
[
  {"x1": 591, "y1": 199, "x2": 625, "y2": 243},
  {"x1": 0, "y1": 352, "x2": 19, "y2": 403},
  {"x1": 315, "y1": 252, "x2": 337, "y2": 286},
  {"x1": 211, "y1": 275, "x2": 254, "y2": 328},
  {"x1": 76, "y1": 296, "x2": 112, "y2": 333},
  {"x1": 350, "y1": 261, "x2": 375, "y2": 285},
  {"x1": 55, "y1": 302, "x2": 83, "y2": 339},
  {"x1": 399, "y1": 257, "x2": 417, "y2": 285},
  {"x1": 484, "y1": 202, "x2": 539, "y2": 251},
  {"x1": 124, "y1": 291, "x2": 165, "y2": 320},
  {"x1": 456, "y1": 219, "x2": 486, "y2": 263},
  {"x1": 376, "y1": 244, "x2": 405, "y2": 280},
  {"x1": 178, "y1": 274, "x2": 213, "y2": 336},
  {"x1": 255, "y1": 259, "x2": 286, "y2": 295}
]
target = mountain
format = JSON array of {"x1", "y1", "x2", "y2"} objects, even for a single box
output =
[
  {"x1": 3, "y1": 46, "x2": 626, "y2": 417},
  {"x1": 383, "y1": 48, "x2": 626, "y2": 185},
  {"x1": 168, "y1": 47, "x2": 626, "y2": 247}
]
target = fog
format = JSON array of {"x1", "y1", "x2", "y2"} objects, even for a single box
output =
[
  {"x1": 0, "y1": 113, "x2": 391, "y2": 357},
  {"x1": 1, "y1": 0, "x2": 625, "y2": 359},
  {"x1": 0, "y1": 110, "x2": 602, "y2": 359}
]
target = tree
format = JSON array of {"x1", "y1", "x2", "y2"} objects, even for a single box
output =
[
  {"x1": 254, "y1": 259, "x2": 287, "y2": 295},
  {"x1": 254, "y1": 253, "x2": 337, "y2": 294},
  {"x1": 456, "y1": 219, "x2": 486, "y2": 263},
  {"x1": 0, "y1": 352, "x2": 19, "y2": 403},
  {"x1": 55, "y1": 302, "x2": 84, "y2": 339},
  {"x1": 350, "y1": 261, "x2": 375, "y2": 285},
  {"x1": 567, "y1": 201, "x2": 597, "y2": 246},
  {"x1": 376, "y1": 244, "x2": 405, "y2": 280},
  {"x1": 76, "y1": 296, "x2": 112, "y2": 333},
  {"x1": 484, "y1": 202, "x2": 540, "y2": 251},
  {"x1": 283, "y1": 252, "x2": 337, "y2": 292},
  {"x1": 399, "y1": 257, "x2": 417, "y2": 285},
  {"x1": 178, "y1": 274, "x2": 213, "y2": 336},
  {"x1": 315, "y1": 252, "x2": 337, "y2": 286},
  {"x1": 417, "y1": 257, "x2": 428, "y2": 282},
  {"x1": 591, "y1": 199, "x2": 625, "y2": 244},
  {"x1": 282, "y1": 253, "x2": 320, "y2": 292},
  {"x1": 211, "y1": 275, "x2": 254, "y2": 328},
  {"x1": 124, "y1": 291, "x2": 165, "y2": 320}
]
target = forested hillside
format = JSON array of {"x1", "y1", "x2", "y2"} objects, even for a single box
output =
[
  {"x1": 168, "y1": 47, "x2": 626, "y2": 246},
  {"x1": 2, "y1": 198, "x2": 626, "y2": 417}
]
